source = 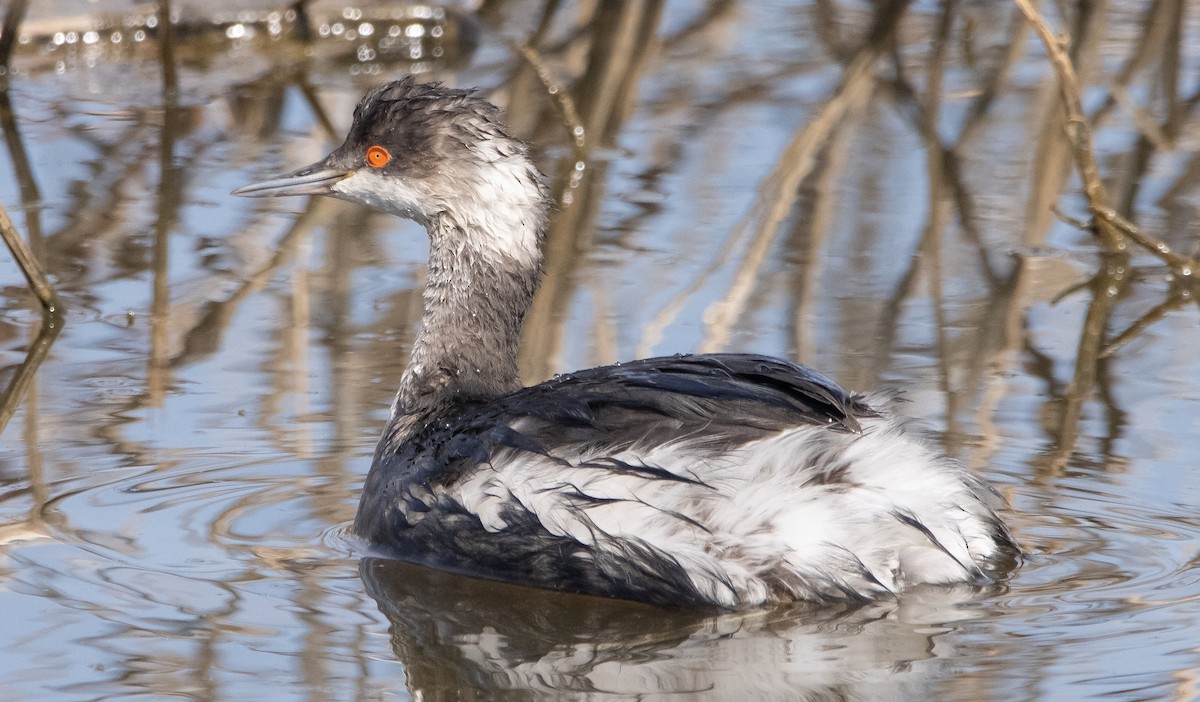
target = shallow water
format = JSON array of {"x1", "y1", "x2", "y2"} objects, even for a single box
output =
[{"x1": 1, "y1": 1, "x2": 1199, "y2": 700}]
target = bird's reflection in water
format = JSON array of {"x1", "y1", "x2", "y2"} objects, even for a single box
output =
[{"x1": 361, "y1": 557, "x2": 998, "y2": 700}]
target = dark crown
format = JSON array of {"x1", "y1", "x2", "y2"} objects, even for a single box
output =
[{"x1": 335, "y1": 77, "x2": 519, "y2": 177}]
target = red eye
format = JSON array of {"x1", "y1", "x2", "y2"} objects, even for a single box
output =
[{"x1": 366, "y1": 145, "x2": 391, "y2": 168}]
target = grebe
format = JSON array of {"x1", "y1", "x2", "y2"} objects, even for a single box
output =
[{"x1": 234, "y1": 77, "x2": 1018, "y2": 608}]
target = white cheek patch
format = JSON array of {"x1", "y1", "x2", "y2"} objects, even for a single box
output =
[
  {"x1": 332, "y1": 169, "x2": 427, "y2": 221},
  {"x1": 330, "y1": 152, "x2": 545, "y2": 272}
]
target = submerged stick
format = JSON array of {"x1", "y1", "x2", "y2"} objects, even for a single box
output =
[{"x1": 0, "y1": 202, "x2": 57, "y2": 313}]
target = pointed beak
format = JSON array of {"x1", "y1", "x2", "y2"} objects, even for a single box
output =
[{"x1": 232, "y1": 163, "x2": 354, "y2": 198}]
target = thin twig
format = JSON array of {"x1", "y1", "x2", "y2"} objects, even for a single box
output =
[
  {"x1": 1049, "y1": 276, "x2": 1095, "y2": 306},
  {"x1": 0, "y1": 202, "x2": 57, "y2": 313},
  {"x1": 1092, "y1": 205, "x2": 1195, "y2": 275},
  {"x1": 1050, "y1": 203, "x2": 1092, "y2": 231},
  {"x1": 1014, "y1": 0, "x2": 1124, "y2": 251},
  {"x1": 515, "y1": 42, "x2": 587, "y2": 157},
  {"x1": 1015, "y1": 0, "x2": 1199, "y2": 276},
  {"x1": 1050, "y1": 205, "x2": 1194, "y2": 275}
]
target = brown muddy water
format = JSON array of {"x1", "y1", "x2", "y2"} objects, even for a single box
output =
[{"x1": 1, "y1": 1, "x2": 1199, "y2": 700}]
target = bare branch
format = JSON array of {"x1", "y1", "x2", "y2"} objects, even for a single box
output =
[
  {"x1": 1015, "y1": 0, "x2": 1198, "y2": 277},
  {"x1": 1013, "y1": 0, "x2": 1124, "y2": 250}
]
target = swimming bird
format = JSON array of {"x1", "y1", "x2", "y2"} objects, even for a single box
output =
[{"x1": 233, "y1": 77, "x2": 1018, "y2": 608}]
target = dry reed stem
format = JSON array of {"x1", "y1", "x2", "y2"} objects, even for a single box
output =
[{"x1": 1015, "y1": 0, "x2": 1197, "y2": 277}]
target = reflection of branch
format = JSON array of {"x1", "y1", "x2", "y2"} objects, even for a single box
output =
[
  {"x1": 810, "y1": 0, "x2": 848, "y2": 62},
  {"x1": 639, "y1": 0, "x2": 912, "y2": 356},
  {"x1": 0, "y1": 0, "x2": 29, "y2": 68},
  {"x1": 662, "y1": 0, "x2": 735, "y2": 50},
  {"x1": 1047, "y1": 254, "x2": 1128, "y2": 471},
  {"x1": 149, "y1": 4, "x2": 183, "y2": 406},
  {"x1": 696, "y1": 0, "x2": 911, "y2": 352},
  {"x1": 172, "y1": 197, "x2": 329, "y2": 368},
  {"x1": 883, "y1": 70, "x2": 1004, "y2": 289},
  {"x1": 1108, "y1": 84, "x2": 1170, "y2": 151},
  {"x1": 157, "y1": 0, "x2": 178, "y2": 97},
  {"x1": 519, "y1": 2, "x2": 661, "y2": 381},
  {"x1": 526, "y1": 0, "x2": 562, "y2": 48},
  {"x1": 958, "y1": 7, "x2": 1027, "y2": 145},
  {"x1": 0, "y1": 313, "x2": 60, "y2": 435},
  {"x1": 518, "y1": 157, "x2": 606, "y2": 382},
  {"x1": 295, "y1": 74, "x2": 340, "y2": 142},
  {"x1": 0, "y1": 83, "x2": 42, "y2": 241},
  {"x1": 1100, "y1": 280, "x2": 1197, "y2": 358},
  {"x1": 921, "y1": 0, "x2": 957, "y2": 446},
  {"x1": 1086, "y1": 0, "x2": 1175, "y2": 129},
  {"x1": 785, "y1": 119, "x2": 852, "y2": 364}
]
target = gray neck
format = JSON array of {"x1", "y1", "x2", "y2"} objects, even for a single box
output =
[{"x1": 393, "y1": 213, "x2": 541, "y2": 418}]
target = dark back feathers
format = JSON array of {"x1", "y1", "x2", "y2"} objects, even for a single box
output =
[{"x1": 376, "y1": 353, "x2": 876, "y2": 489}]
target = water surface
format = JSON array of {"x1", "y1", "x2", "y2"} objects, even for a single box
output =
[{"x1": 1, "y1": 1, "x2": 1199, "y2": 700}]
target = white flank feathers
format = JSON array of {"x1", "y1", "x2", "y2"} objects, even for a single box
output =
[{"x1": 450, "y1": 413, "x2": 1007, "y2": 608}]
